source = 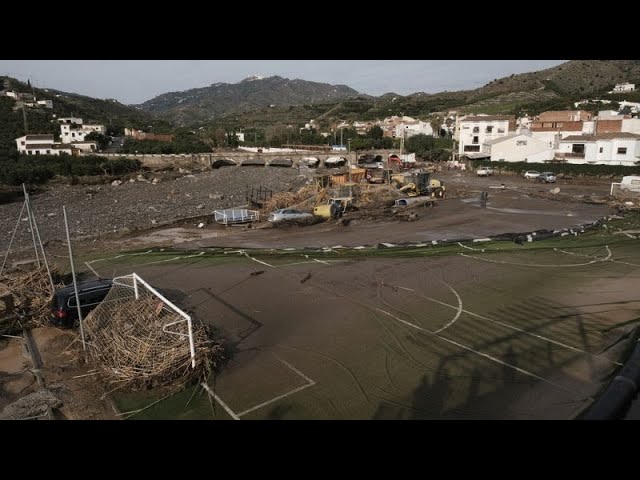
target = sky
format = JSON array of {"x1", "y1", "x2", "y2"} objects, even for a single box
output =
[{"x1": 0, "y1": 60, "x2": 566, "y2": 105}]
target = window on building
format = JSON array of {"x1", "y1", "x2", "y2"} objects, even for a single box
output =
[
  {"x1": 464, "y1": 145, "x2": 480, "y2": 152},
  {"x1": 516, "y1": 140, "x2": 528, "y2": 146},
  {"x1": 472, "y1": 127, "x2": 479, "y2": 133},
  {"x1": 599, "y1": 147, "x2": 603, "y2": 153},
  {"x1": 21, "y1": 141, "x2": 25, "y2": 145},
  {"x1": 462, "y1": 126, "x2": 469, "y2": 130},
  {"x1": 35, "y1": 151, "x2": 40, "y2": 155},
  {"x1": 572, "y1": 144, "x2": 585, "y2": 155},
  {"x1": 473, "y1": 136, "x2": 479, "y2": 144},
  {"x1": 498, "y1": 128, "x2": 505, "y2": 133},
  {"x1": 72, "y1": 132, "x2": 75, "y2": 137},
  {"x1": 617, "y1": 147, "x2": 627, "y2": 154},
  {"x1": 46, "y1": 150, "x2": 50, "y2": 154},
  {"x1": 486, "y1": 126, "x2": 494, "y2": 133}
]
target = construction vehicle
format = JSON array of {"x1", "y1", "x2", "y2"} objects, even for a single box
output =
[{"x1": 391, "y1": 171, "x2": 445, "y2": 198}]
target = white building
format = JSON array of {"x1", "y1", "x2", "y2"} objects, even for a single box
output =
[
  {"x1": 59, "y1": 117, "x2": 105, "y2": 144},
  {"x1": 70, "y1": 141, "x2": 98, "y2": 152},
  {"x1": 597, "y1": 110, "x2": 623, "y2": 120},
  {"x1": 482, "y1": 134, "x2": 554, "y2": 163},
  {"x1": 622, "y1": 118, "x2": 640, "y2": 134},
  {"x1": 557, "y1": 132, "x2": 640, "y2": 166},
  {"x1": 612, "y1": 82, "x2": 635, "y2": 93},
  {"x1": 36, "y1": 99, "x2": 53, "y2": 109},
  {"x1": 456, "y1": 115, "x2": 514, "y2": 155},
  {"x1": 15, "y1": 135, "x2": 74, "y2": 155},
  {"x1": 395, "y1": 121, "x2": 434, "y2": 138}
]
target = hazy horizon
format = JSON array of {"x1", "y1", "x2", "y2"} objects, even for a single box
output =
[{"x1": 0, "y1": 60, "x2": 566, "y2": 105}]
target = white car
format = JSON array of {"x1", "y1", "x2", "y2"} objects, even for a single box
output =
[
  {"x1": 523, "y1": 170, "x2": 540, "y2": 180},
  {"x1": 477, "y1": 166, "x2": 494, "y2": 177},
  {"x1": 267, "y1": 208, "x2": 314, "y2": 223}
]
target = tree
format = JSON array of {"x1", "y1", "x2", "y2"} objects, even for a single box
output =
[
  {"x1": 405, "y1": 134, "x2": 435, "y2": 158},
  {"x1": 430, "y1": 115, "x2": 442, "y2": 138},
  {"x1": 367, "y1": 125, "x2": 384, "y2": 140},
  {"x1": 85, "y1": 131, "x2": 110, "y2": 151}
]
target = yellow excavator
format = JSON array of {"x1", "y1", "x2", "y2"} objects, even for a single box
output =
[{"x1": 391, "y1": 171, "x2": 445, "y2": 198}]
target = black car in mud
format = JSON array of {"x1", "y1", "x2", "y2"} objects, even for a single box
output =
[{"x1": 49, "y1": 279, "x2": 113, "y2": 328}]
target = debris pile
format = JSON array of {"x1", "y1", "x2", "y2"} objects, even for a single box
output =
[
  {"x1": 0, "y1": 266, "x2": 65, "y2": 332},
  {"x1": 83, "y1": 280, "x2": 224, "y2": 390},
  {"x1": 261, "y1": 184, "x2": 318, "y2": 213}
]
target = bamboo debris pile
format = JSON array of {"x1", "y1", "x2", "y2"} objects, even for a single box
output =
[
  {"x1": 261, "y1": 185, "x2": 318, "y2": 213},
  {"x1": 83, "y1": 286, "x2": 223, "y2": 390},
  {"x1": 0, "y1": 266, "x2": 65, "y2": 328}
]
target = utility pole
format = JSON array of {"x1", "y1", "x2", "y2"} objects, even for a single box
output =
[{"x1": 22, "y1": 104, "x2": 28, "y2": 133}]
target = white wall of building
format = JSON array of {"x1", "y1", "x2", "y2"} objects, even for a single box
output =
[
  {"x1": 60, "y1": 125, "x2": 88, "y2": 144},
  {"x1": 71, "y1": 142, "x2": 97, "y2": 152},
  {"x1": 529, "y1": 131, "x2": 561, "y2": 149},
  {"x1": 396, "y1": 121, "x2": 434, "y2": 138},
  {"x1": 83, "y1": 124, "x2": 106, "y2": 134},
  {"x1": 458, "y1": 119, "x2": 510, "y2": 154},
  {"x1": 558, "y1": 138, "x2": 640, "y2": 166},
  {"x1": 58, "y1": 117, "x2": 83, "y2": 125},
  {"x1": 483, "y1": 134, "x2": 554, "y2": 163},
  {"x1": 613, "y1": 83, "x2": 635, "y2": 92},
  {"x1": 622, "y1": 119, "x2": 640, "y2": 134}
]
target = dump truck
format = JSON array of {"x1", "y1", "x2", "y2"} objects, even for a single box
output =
[{"x1": 391, "y1": 171, "x2": 445, "y2": 198}]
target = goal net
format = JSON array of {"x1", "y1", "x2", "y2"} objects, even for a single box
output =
[{"x1": 83, "y1": 273, "x2": 218, "y2": 389}]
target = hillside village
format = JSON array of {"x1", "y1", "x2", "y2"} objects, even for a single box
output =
[{"x1": 4, "y1": 81, "x2": 640, "y2": 168}]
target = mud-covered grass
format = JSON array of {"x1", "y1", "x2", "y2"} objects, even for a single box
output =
[{"x1": 101, "y1": 221, "x2": 640, "y2": 420}]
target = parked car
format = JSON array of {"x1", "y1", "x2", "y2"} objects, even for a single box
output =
[
  {"x1": 50, "y1": 278, "x2": 113, "y2": 328},
  {"x1": 477, "y1": 166, "x2": 495, "y2": 177},
  {"x1": 523, "y1": 170, "x2": 540, "y2": 179},
  {"x1": 537, "y1": 172, "x2": 557, "y2": 183},
  {"x1": 267, "y1": 208, "x2": 314, "y2": 223}
]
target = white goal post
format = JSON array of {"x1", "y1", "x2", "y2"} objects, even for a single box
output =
[{"x1": 119, "y1": 273, "x2": 196, "y2": 368}]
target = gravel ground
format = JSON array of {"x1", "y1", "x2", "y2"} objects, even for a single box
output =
[{"x1": 0, "y1": 167, "x2": 310, "y2": 255}]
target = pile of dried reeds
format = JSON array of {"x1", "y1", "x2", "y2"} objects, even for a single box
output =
[
  {"x1": 84, "y1": 294, "x2": 224, "y2": 390},
  {"x1": 261, "y1": 184, "x2": 318, "y2": 214},
  {"x1": 0, "y1": 266, "x2": 65, "y2": 326}
]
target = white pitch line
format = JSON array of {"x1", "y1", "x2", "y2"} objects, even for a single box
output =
[
  {"x1": 433, "y1": 281, "x2": 463, "y2": 334},
  {"x1": 135, "y1": 251, "x2": 205, "y2": 266},
  {"x1": 274, "y1": 354, "x2": 316, "y2": 385},
  {"x1": 86, "y1": 249, "x2": 154, "y2": 265},
  {"x1": 313, "y1": 258, "x2": 330, "y2": 265},
  {"x1": 556, "y1": 246, "x2": 639, "y2": 268},
  {"x1": 457, "y1": 242, "x2": 484, "y2": 252},
  {"x1": 236, "y1": 354, "x2": 316, "y2": 417},
  {"x1": 460, "y1": 245, "x2": 611, "y2": 268},
  {"x1": 201, "y1": 382, "x2": 240, "y2": 420},
  {"x1": 84, "y1": 261, "x2": 100, "y2": 278},
  {"x1": 236, "y1": 382, "x2": 315, "y2": 417},
  {"x1": 375, "y1": 308, "x2": 587, "y2": 397},
  {"x1": 611, "y1": 259, "x2": 640, "y2": 267},
  {"x1": 243, "y1": 252, "x2": 274, "y2": 268},
  {"x1": 398, "y1": 286, "x2": 415, "y2": 292},
  {"x1": 395, "y1": 285, "x2": 622, "y2": 366}
]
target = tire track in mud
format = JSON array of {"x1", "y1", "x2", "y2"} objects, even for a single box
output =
[{"x1": 276, "y1": 344, "x2": 371, "y2": 406}]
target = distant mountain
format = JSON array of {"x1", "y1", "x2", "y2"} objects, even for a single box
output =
[
  {"x1": 204, "y1": 60, "x2": 640, "y2": 129},
  {"x1": 136, "y1": 75, "x2": 361, "y2": 126}
]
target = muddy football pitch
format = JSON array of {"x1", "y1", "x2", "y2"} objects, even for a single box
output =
[{"x1": 81, "y1": 227, "x2": 640, "y2": 420}]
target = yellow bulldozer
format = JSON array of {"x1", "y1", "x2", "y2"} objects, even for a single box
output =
[{"x1": 391, "y1": 171, "x2": 445, "y2": 198}]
